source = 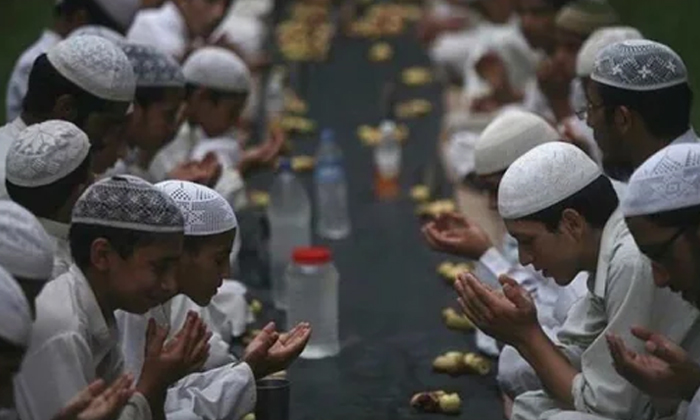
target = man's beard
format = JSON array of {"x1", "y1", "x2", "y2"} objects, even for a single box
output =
[{"x1": 602, "y1": 158, "x2": 634, "y2": 182}]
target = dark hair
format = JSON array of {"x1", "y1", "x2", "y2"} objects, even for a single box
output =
[
  {"x1": 645, "y1": 204, "x2": 700, "y2": 229},
  {"x1": 69, "y1": 223, "x2": 160, "y2": 269},
  {"x1": 519, "y1": 175, "x2": 619, "y2": 231},
  {"x1": 544, "y1": 0, "x2": 574, "y2": 10},
  {"x1": 185, "y1": 84, "x2": 248, "y2": 105},
  {"x1": 55, "y1": 0, "x2": 126, "y2": 33},
  {"x1": 597, "y1": 81, "x2": 693, "y2": 140},
  {"x1": 134, "y1": 86, "x2": 169, "y2": 108},
  {"x1": 6, "y1": 154, "x2": 91, "y2": 218},
  {"x1": 23, "y1": 54, "x2": 111, "y2": 128}
]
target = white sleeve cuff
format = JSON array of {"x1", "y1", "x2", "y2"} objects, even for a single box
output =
[{"x1": 121, "y1": 392, "x2": 152, "y2": 420}]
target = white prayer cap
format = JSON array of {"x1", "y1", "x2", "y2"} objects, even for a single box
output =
[
  {"x1": 576, "y1": 27, "x2": 643, "y2": 77},
  {"x1": 72, "y1": 175, "x2": 184, "y2": 233},
  {"x1": 499, "y1": 142, "x2": 602, "y2": 219},
  {"x1": 182, "y1": 47, "x2": 251, "y2": 93},
  {"x1": 122, "y1": 43, "x2": 185, "y2": 88},
  {"x1": 623, "y1": 144, "x2": 700, "y2": 217},
  {"x1": 474, "y1": 110, "x2": 560, "y2": 176},
  {"x1": 0, "y1": 265, "x2": 32, "y2": 347},
  {"x1": 6, "y1": 120, "x2": 91, "y2": 188},
  {"x1": 0, "y1": 201, "x2": 54, "y2": 281},
  {"x1": 92, "y1": 0, "x2": 141, "y2": 32},
  {"x1": 555, "y1": 0, "x2": 619, "y2": 37},
  {"x1": 47, "y1": 35, "x2": 136, "y2": 102},
  {"x1": 68, "y1": 25, "x2": 126, "y2": 45},
  {"x1": 156, "y1": 181, "x2": 238, "y2": 236},
  {"x1": 591, "y1": 40, "x2": 687, "y2": 91}
]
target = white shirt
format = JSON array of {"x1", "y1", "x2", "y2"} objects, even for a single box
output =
[
  {"x1": 127, "y1": 2, "x2": 189, "y2": 61},
  {"x1": 37, "y1": 217, "x2": 72, "y2": 279},
  {"x1": 0, "y1": 117, "x2": 28, "y2": 199},
  {"x1": 116, "y1": 295, "x2": 256, "y2": 420},
  {"x1": 671, "y1": 128, "x2": 700, "y2": 145},
  {"x1": 5, "y1": 30, "x2": 62, "y2": 122},
  {"x1": 555, "y1": 209, "x2": 700, "y2": 419},
  {"x1": 14, "y1": 265, "x2": 151, "y2": 420}
]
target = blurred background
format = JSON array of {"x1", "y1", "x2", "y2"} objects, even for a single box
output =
[{"x1": 1, "y1": 0, "x2": 698, "y2": 126}]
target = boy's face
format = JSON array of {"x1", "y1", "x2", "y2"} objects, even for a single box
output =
[
  {"x1": 131, "y1": 88, "x2": 186, "y2": 153},
  {"x1": 178, "y1": 229, "x2": 235, "y2": 306},
  {"x1": 81, "y1": 101, "x2": 131, "y2": 175},
  {"x1": 0, "y1": 341, "x2": 25, "y2": 408},
  {"x1": 105, "y1": 233, "x2": 183, "y2": 314},
  {"x1": 504, "y1": 214, "x2": 583, "y2": 285},
  {"x1": 189, "y1": 89, "x2": 246, "y2": 138},
  {"x1": 177, "y1": 0, "x2": 228, "y2": 39},
  {"x1": 517, "y1": 0, "x2": 556, "y2": 51}
]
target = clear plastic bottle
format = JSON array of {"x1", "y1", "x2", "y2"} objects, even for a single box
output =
[
  {"x1": 266, "y1": 67, "x2": 286, "y2": 118},
  {"x1": 267, "y1": 159, "x2": 311, "y2": 309},
  {"x1": 286, "y1": 247, "x2": 340, "y2": 359},
  {"x1": 314, "y1": 129, "x2": 351, "y2": 239},
  {"x1": 373, "y1": 120, "x2": 401, "y2": 199}
]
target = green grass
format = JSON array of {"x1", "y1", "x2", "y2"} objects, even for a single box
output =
[{"x1": 0, "y1": 0, "x2": 698, "y2": 126}]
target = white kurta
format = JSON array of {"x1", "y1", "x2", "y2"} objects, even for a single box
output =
[
  {"x1": 37, "y1": 218, "x2": 72, "y2": 279},
  {"x1": 149, "y1": 123, "x2": 201, "y2": 182},
  {"x1": 116, "y1": 292, "x2": 256, "y2": 420},
  {"x1": 14, "y1": 265, "x2": 151, "y2": 420},
  {"x1": 5, "y1": 30, "x2": 61, "y2": 122},
  {"x1": 511, "y1": 209, "x2": 700, "y2": 420},
  {"x1": 476, "y1": 235, "x2": 588, "y2": 398},
  {"x1": 0, "y1": 117, "x2": 28, "y2": 199},
  {"x1": 127, "y1": 2, "x2": 189, "y2": 61}
]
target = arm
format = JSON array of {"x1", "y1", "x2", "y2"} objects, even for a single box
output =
[{"x1": 14, "y1": 333, "x2": 96, "y2": 420}]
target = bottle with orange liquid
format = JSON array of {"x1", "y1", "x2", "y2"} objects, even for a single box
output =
[{"x1": 373, "y1": 120, "x2": 402, "y2": 199}]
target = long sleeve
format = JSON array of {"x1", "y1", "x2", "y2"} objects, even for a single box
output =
[
  {"x1": 164, "y1": 362, "x2": 256, "y2": 420},
  {"x1": 569, "y1": 243, "x2": 664, "y2": 419},
  {"x1": 14, "y1": 332, "x2": 151, "y2": 420},
  {"x1": 15, "y1": 333, "x2": 96, "y2": 420}
]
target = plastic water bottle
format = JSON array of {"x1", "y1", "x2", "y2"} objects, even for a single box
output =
[
  {"x1": 268, "y1": 159, "x2": 311, "y2": 309},
  {"x1": 286, "y1": 247, "x2": 340, "y2": 359},
  {"x1": 373, "y1": 120, "x2": 401, "y2": 199},
  {"x1": 314, "y1": 129, "x2": 351, "y2": 239},
  {"x1": 266, "y1": 67, "x2": 285, "y2": 118}
]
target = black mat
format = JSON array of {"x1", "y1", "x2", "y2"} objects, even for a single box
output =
[{"x1": 246, "y1": 27, "x2": 504, "y2": 420}]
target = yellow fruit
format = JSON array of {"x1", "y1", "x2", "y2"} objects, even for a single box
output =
[
  {"x1": 442, "y1": 307, "x2": 475, "y2": 331},
  {"x1": 463, "y1": 352, "x2": 491, "y2": 375},
  {"x1": 369, "y1": 42, "x2": 393, "y2": 62},
  {"x1": 249, "y1": 191, "x2": 270, "y2": 208},
  {"x1": 249, "y1": 299, "x2": 263, "y2": 315},
  {"x1": 292, "y1": 155, "x2": 315, "y2": 172},
  {"x1": 410, "y1": 184, "x2": 430, "y2": 202},
  {"x1": 437, "y1": 393, "x2": 461, "y2": 413}
]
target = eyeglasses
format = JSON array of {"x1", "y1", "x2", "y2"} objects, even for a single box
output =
[
  {"x1": 642, "y1": 227, "x2": 688, "y2": 262},
  {"x1": 575, "y1": 100, "x2": 606, "y2": 120}
]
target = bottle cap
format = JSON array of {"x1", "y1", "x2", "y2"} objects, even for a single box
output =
[{"x1": 292, "y1": 247, "x2": 332, "y2": 265}]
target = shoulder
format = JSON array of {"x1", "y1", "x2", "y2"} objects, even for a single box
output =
[{"x1": 31, "y1": 274, "x2": 86, "y2": 347}]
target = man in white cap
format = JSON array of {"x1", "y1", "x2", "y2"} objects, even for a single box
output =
[
  {"x1": 453, "y1": 142, "x2": 700, "y2": 420},
  {"x1": 151, "y1": 47, "x2": 283, "y2": 209},
  {"x1": 461, "y1": 0, "x2": 573, "y2": 112},
  {"x1": 13, "y1": 175, "x2": 212, "y2": 420},
  {"x1": 0, "y1": 201, "x2": 54, "y2": 314},
  {"x1": 559, "y1": 26, "x2": 643, "y2": 165},
  {"x1": 585, "y1": 39, "x2": 696, "y2": 181},
  {"x1": 423, "y1": 111, "x2": 587, "y2": 406},
  {"x1": 521, "y1": 0, "x2": 618, "y2": 123},
  {"x1": 109, "y1": 42, "x2": 213, "y2": 184},
  {"x1": 0, "y1": 35, "x2": 136, "y2": 200},
  {"x1": 118, "y1": 180, "x2": 310, "y2": 420},
  {"x1": 604, "y1": 143, "x2": 700, "y2": 420},
  {"x1": 5, "y1": 0, "x2": 139, "y2": 122},
  {"x1": 5, "y1": 120, "x2": 94, "y2": 279},
  {"x1": 127, "y1": 0, "x2": 230, "y2": 62}
]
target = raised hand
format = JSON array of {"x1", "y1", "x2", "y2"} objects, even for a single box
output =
[
  {"x1": 606, "y1": 327, "x2": 700, "y2": 401},
  {"x1": 454, "y1": 274, "x2": 539, "y2": 346},
  {"x1": 139, "y1": 312, "x2": 212, "y2": 392},
  {"x1": 243, "y1": 322, "x2": 312, "y2": 379},
  {"x1": 53, "y1": 375, "x2": 134, "y2": 420},
  {"x1": 422, "y1": 212, "x2": 492, "y2": 259}
]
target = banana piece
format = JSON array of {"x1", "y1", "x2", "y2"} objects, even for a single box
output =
[
  {"x1": 411, "y1": 390, "x2": 461, "y2": 414},
  {"x1": 410, "y1": 184, "x2": 430, "y2": 202},
  {"x1": 249, "y1": 191, "x2": 270, "y2": 208},
  {"x1": 463, "y1": 352, "x2": 492, "y2": 375},
  {"x1": 402, "y1": 67, "x2": 433, "y2": 86},
  {"x1": 291, "y1": 155, "x2": 315, "y2": 172},
  {"x1": 249, "y1": 299, "x2": 263, "y2": 316},
  {"x1": 369, "y1": 42, "x2": 393, "y2": 62},
  {"x1": 441, "y1": 307, "x2": 475, "y2": 331}
]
